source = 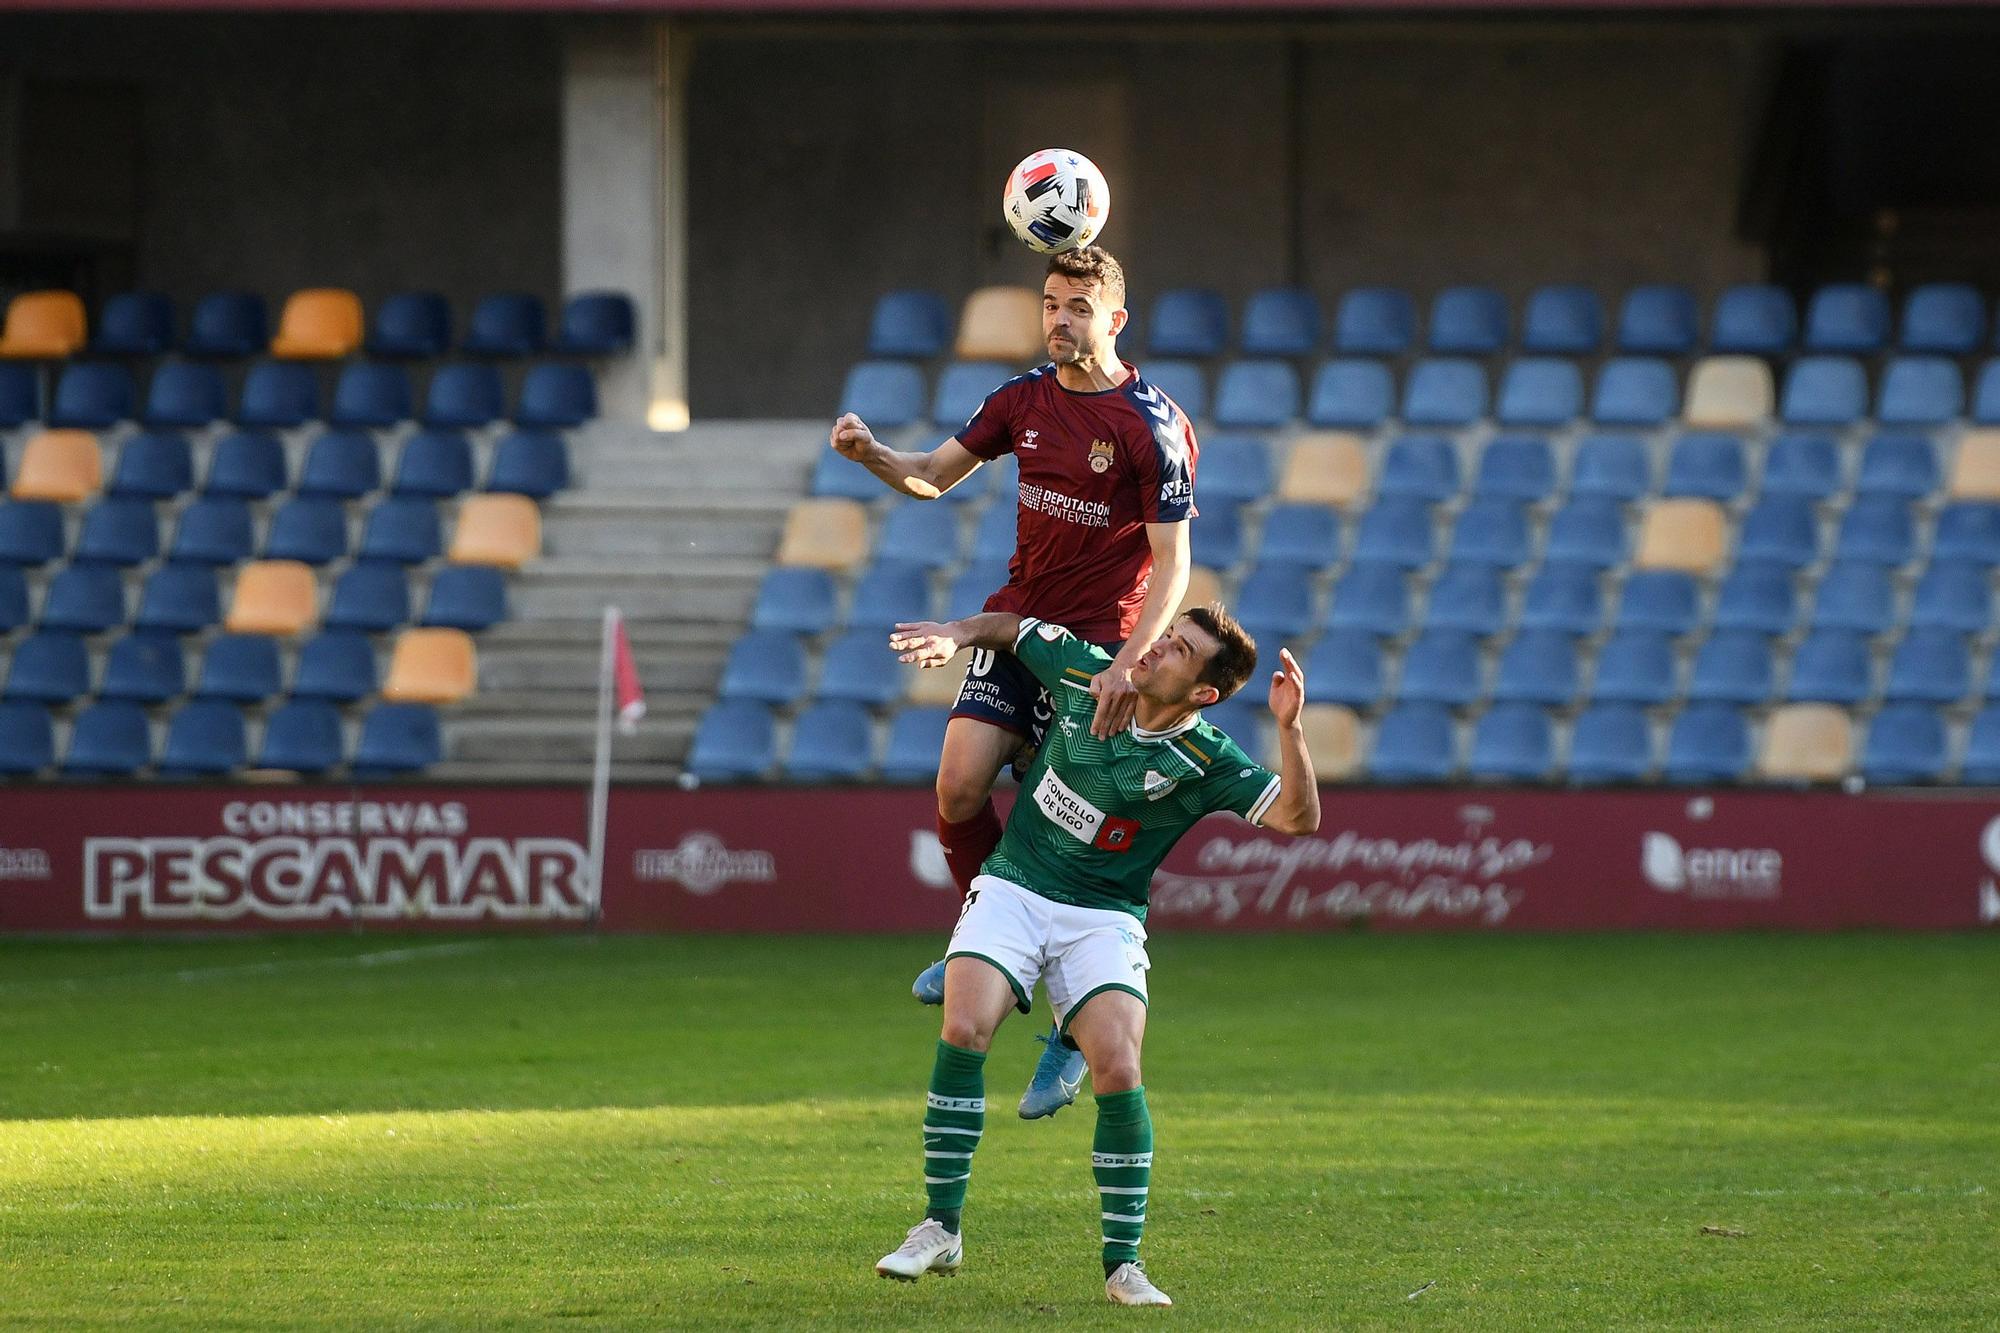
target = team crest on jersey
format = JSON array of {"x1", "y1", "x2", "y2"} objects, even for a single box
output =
[
  {"x1": 1142, "y1": 769, "x2": 1178, "y2": 801},
  {"x1": 1088, "y1": 439, "x2": 1115, "y2": 474}
]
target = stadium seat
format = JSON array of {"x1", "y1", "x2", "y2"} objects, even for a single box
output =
[
  {"x1": 1884, "y1": 626, "x2": 1971, "y2": 705},
  {"x1": 419, "y1": 568, "x2": 505, "y2": 635},
  {"x1": 1972, "y1": 362, "x2": 2000, "y2": 425},
  {"x1": 1855, "y1": 432, "x2": 1938, "y2": 499},
  {"x1": 0, "y1": 291, "x2": 87, "y2": 359},
  {"x1": 323, "y1": 561, "x2": 411, "y2": 632},
  {"x1": 0, "y1": 363, "x2": 37, "y2": 428},
  {"x1": 194, "y1": 633, "x2": 283, "y2": 702},
  {"x1": 1327, "y1": 562, "x2": 1410, "y2": 636},
  {"x1": 1305, "y1": 360, "x2": 1393, "y2": 430},
  {"x1": 0, "y1": 500, "x2": 62, "y2": 564},
  {"x1": 1367, "y1": 702, "x2": 1457, "y2": 782},
  {"x1": 1233, "y1": 562, "x2": 1316, "y2": 642},
  {"x1": 1521, "y1": 285, "x2": 1602, "y2": 354},
  {"x1": 1298, "y1": 704, "x2": 1361, "y2": 780},
  {"x1": 367, "y1": 291, "x2": 453, "y2": 359},
  {"x1": 291, "y1": 629, "x2": 378, "y2": 701},
  {"x1": 1808, "y1": 561, "x2": 1896, "y2": 635},
  {"x1": 4, "y1": 631, "x2": 89, "y2": 703},
  {"x1": 1469, "y1": 702, "x2": 1556, "y2": 780},
  {"x1": 1304, "y1": 630, "x2": 1384, "y2": 708},
  {"x1": 1910, "y1": 561, "x2": 1991, "y2": 634},
  {"x1": 1780, "y1": 356, "x2": 1869, "y2": 425},
  {"x1": 944, "y1": 558, "x2": 1011, "y2": 620},
  {"x1": 1545, "y1": 498, "x2": 1628, "y2": 569},
  {"x1": 1964, "y1": 707, "x2": 2000, "y2": 784},
  {"x1": 1203, "y1": 695, "x2": 1268, "y2": 762},
  {"x1": 329, "y1": 363, "x2": 413, "y2": 429},
  {"x1": 1401, "y1": 359, "x2": 1487, "y2": 427},
  {"x1": 422, "y1": 363, "x2": 506, "y2": 429},
  {"x1": 1472, "y1": 434, "x2": 1554, "y2": 503},
  {"x1": 1758, "y1": 703, "x2": 1853, "y2": 782},
  {"x1": 353, "y1": 702, "x2": 443, "y2": 775},
  {"x1": 874, "y1": 502, "x2": 961, "y2": 569},
  {"x1": 719, "y1": 629, "x2": 808, "y2": 706},
  {"x1": 1949, "y1": 430, "x2": 2000, "y2": 501},
  {"x1": 1663, "y1": 432, "x2": 1747, "y2": 501},
  {"x1": 134, "y1": 563, "x2": 220, "y2": 634},
  {"x1": 256, "y1": 698, "x2": 347, "y2": 773},
  {"x1": 784, "y1": 701, "x2": 876, "y2": 781},
  {"x1": 185, "y1": 291, "x2": 268, "y2": 359},
  {"x1": 0, "y1": 702, "x2": 55, "y2": 776},
  {"x1": 931, "y1": 360, "x2": 1015, "y2": 429},
  {"x1": 1833, "y1": 496, "x2": 1914, "y2": 566},
  {"x1": 1398, "y1": 630, "x2": 1483, "y2": 707},
  {"x1": 99, "y1": 633, "x2": 185, "y2": 703},
  {"x1": 1519, "y1": 563, "x2": 1603, "y2": 636},
  {"x1": 1634, "y1": 499, "x2": 1727, "y2": 574},
  {"x1": 143, "y1": 361, "x2": 227, "y2": 429},
  {"x1": 1142, "y1": 288, "x2": 1228, "y2": 359},
  {"x1": 840, "y1": 360, "x2": 925, "y2": 430},
  {"x1": 1333, "y1": 287, "x2": 1415, "y2": 356},
  {"x1": 1876, "y1": 357, "x2": 1962, "y2": 426},
  {"x1": 848, "y1": 559, "x2": 934, "y2": 630},
  {"x1": 462, "y1": 293, "x2": 546, "y2": 358},
  {"x1": 1143, "y1": 361, "x2": 1207, "y2": 422},
  {"x1": 1378, "y1": 435, "x2": 1460, "y2": 502},
  {"x1": 1176, "y1": 567, "x2": 1224, "y2": 619},
  {"x1": 1199, "y1": 435, "x2": 1273, "y2": 507},
  {"x1": 1787, "y1": 628, "x2": 1873, "y2": 703},
  {"x1": 865, "y1": 289, "x2": 951, "y2": 360},
  {"x1": 1189, "y1": 501, "x2": 1245, "y2": 569},
  {"x1": 202, "y1": 430, "x2": 286, "y2": 499},
  {"x1": 447, "y1": 494, "x2": 538, "y2": 568},
  {"x1": 1898, "y1": 283, "x2": 1984, "y2": 354},
  {"x1": 1761, "y1": 432, "x2": 1841, "y2": 500},
  {"x1": 1491, "y1": 631, "x2": 1579, "y2": 706},
  {"x1": 969, "y1": 501, "x2": 1018, "y2": 564},
  {"x1": 515, "y1": 362, "x2": 597, "y2": 427},
  {"x1": 236, "y1": 361, "x2": 320, "y2": 429},
  {"x1": 1570, "y1": 434, "x2": 1651, "y2": 501},
  {"x1": 750, "y1": 568, "x2": 838, "y2": 636},
  {"x1": 1278, "y1": 432, "x2": 1369, "y2": 508},
  {"x1": 556, "y1": 291, "x2": 637, "y2": 356},
  {"x1": 62, "y1": 701, "x2": 152, "y2": 777},
  {"x1": 1802, "y1": 283, "x2": 1888, "y2": 353},
  {"x1": 1421, "y1": 563, "x2": 1507, "y2": 636},
  {"x1": 1663, "y1": 703, "x2": 1750, "y2": 784},
  {"x1": 1687, "y1": 629, "x2": 1775, "y2": 706},
  {"x1": 1257, "y1": 503, "x2": 1340, "y2": 569},
  {"x1": 880, "y1": 707, "x2": 952, "y2": 784},
  {"x1": 1735, "y1": 495, "x2": 1818, "y2": 569},
  {"x1": 264, "y1": 496, "x2": 349, "y2": 564},
  {"x1": 1713, "y1": 562, "x2": 1796, "y2": 635},
  {"x1": 1933, "y1": 502, "x2": 2000, "y2": 566},
  {"x1": 1589, "y1": 358, "x2": 1677, "y2": 427},
  {"x1": 1709, "y1": 284, "x2": 1796, "y2": 354},
  {"x1": 1684, "y1": 357, "x2": 1774, "y2": 429},
  {"x1": 1591, "y1": 630, "x2": 1677, "y2": 706},
  {"x1": 1615, "y1": 285, "x2": 1698, "y2": 355},
  {"x1": 1569, "y1": 703, "x2": 1654, "y2": 784},
  {"x1": 1615, "y1": 570, "x2": 1701, "y2": 636},
  {"x1": 73, "y1": 497, "x2": 159, "y2": 567},
  {"x1": 360, "y1": 495, "x2": 444, "y2": 564},
  {"x1": 91, "y1": 292, "x2": 175, "y2": 357},
  {"x1": 1447, "y1": 499, "x2": 1530, "y2": 568},
  {"x1": 954, "y1": 287, "x2": 1041, "y2": 362},
  {"x1": 1352, "y1": 497, "x2": 1435, "y2": 569},
  {"x1": 224, "y1": 560, "x2": 318, "y2": 636},
  {"x1": 297, "y1": 430, "x2": 383, "y2": 499},
  {"x1": 1240, "y1": 287, "x2": 1320, "y2": 357},
  {"x1": 486, "y1": 430, "x2": 569, "y2": 498},
  {"x1": 817, "y1": 629, "x2": 904, "y2": 706},
  {"x1": 49, "y1": 363, "x2": 134, "y2": 429},
  {"x1": 1495, "y1": 358, "x2": 1582, "y2": 427},
  {"x1": 168, "y1": 497, "x2": 255, "y2": 565},
  {"x1": 1861, "y1": 703, "x2": 1949, "y2": 785},
  {"x1": 158, "y1": 700, "x2": 247, "y2": 777},
  {"x1": 382, "y1": 627, "x2": 478, "y2": 705},
  {"x1": 0, "y1": 566, "x2": 26, "y2": 632},
  {"x1": 39, "y1": 564, "x2": 125, "y2": 632},
  {"x1": 1427, "y1": 286, "x2": 1507, "y2": 355},
  {"x1": 1213, "y1": 360, "x2": 1300, "y2": 429},
  {"x1": 270, "y1": 289, "x2": 363, "y2": 360},
  {"x1": 392, "y1": 430, "x2": 475, "y2": 497}
]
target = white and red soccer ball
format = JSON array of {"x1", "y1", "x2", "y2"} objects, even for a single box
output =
[{"x1": 1004, "y1": 149, "x2": 1111, "y2": 254}]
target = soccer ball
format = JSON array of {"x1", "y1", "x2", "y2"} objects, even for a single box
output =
[{"x1": 1003, "y1": 149, "x2": 1111, "y2": 254}]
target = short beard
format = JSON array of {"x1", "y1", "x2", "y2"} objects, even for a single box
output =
[{"x1": 1048, "y1": 335, "x2": 1094, "y2": 367}]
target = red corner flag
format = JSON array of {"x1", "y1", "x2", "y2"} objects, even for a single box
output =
[{"x1": 613, "y1": 610, "x2": 646, "y2": 735}]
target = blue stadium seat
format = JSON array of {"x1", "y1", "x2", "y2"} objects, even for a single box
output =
[
  {"x1": 1663, "y1": 704, "x2": 1750, "y2": 784},
  {"x1": 1591, "y1": 630, "x2": 1677, "y2": 706},
  {"x1": 1519, "y1": 563, "x2": 1603, "y2": 636},
  {"x1": 1304, "y1": 630, "x2": 1384, "y2": 708},
  {"x1": 1964, "y1": 707, "x2": 2000, "y2": 784},
  {"x1": 0, "y1": 566, "x2": 26, "y2": 632},
  {"x1": 1615, "y1": 570, "x2": 1701, "y2": 636},
  {"x1": 367, "y1": 291, "x2": 453, "y2": 359},
  {"x1": 99, "y1": 633, "x2": 185, "y2": 703},
  {"x1": 134, "y1": 563, "x2": 220, "y2": 634},
  {"x1": 195, "y1": 633, "x2": 283, "y2": 702},
  {"x1": 719, "y1": 631, "x2": 807, "y2": 707},
  {"x1": 1401, "y1": 359, "x2": 1487, "y2": 427},
  {"x1": 1569, "y1": 703, "x2": 1653, "y2": 784},
  {"x1": 1199, "y1": 435, "x2": 1273, "y2": 506},
  {"x1": 1352, "y1": 498, "x2": 1435, "y2": 568},
  {"x1": 751, "y1": 567, "x2": 839, "y2": 635},
  {"x1": 1333, "y1": 287, "x2": 1415, "y2": 356},
  {"x1": 1615, "y1": 285, "x2": 1698, "y2": 355},
  {"x1": 971, "y1": 501, "x2": 1017, "y2": 562},
  {"x1": 1855, "y1": 432, "x2": 1938, "y2": 499},
  {"x1": 784, "y1": 701, "x2": 876, "y2": 781},
  {"x1": 1472, "y1": 434, "x2": 1554, "y2": 503},
  {"x1": 4, "y1": 631, "x2": 89, "y2": 703},
  {"x1": 257, "y1": 698, "x2": 348, "y2": 773},
  {"x1": 1367, "y1": 702, "x2": 1457, "y2": 782},
  {"x1": 515, "y1": 363, "x2": 597, "y2": 427},
  {"x1": 1810, "y1": 561, "x2": 1897, "y2": 634},
  {"x1": 1427, "y1": 287, "x2": 1507, "y2": 355},
  {"x1": 1803, "y1": 283, "x2": 1889, "y2": 353},
  {"x1": 0, "y1": 702, "x2": 54, "y2": 775},
  {"x1": 297, "y1": 430, "x2": 382, "y2": 499},
  {"x1": 1521, "y1": 285, "x2": 1602, "y2": 355},
  {"x1": 158, "y1": 700, "x2": 247, "y2": 777},
  {"x1": 1861, "y1": 704, "x2": 1948, "y2": 785},
  {"x1": 1735, "y1": 495, "x2": 1819, "y2": 568},
  {"x1": 865, "y1": 289, "x2": 951, "y2": 360},
  {"x1": 847, "y1": 559, "x2": 934, "y2": 630},
  {"x1": 205, "y1": 430, "x2": 287, "y2": 498},
  {"x1": 556, "y1": 291, "x2": 637, "y2": 356},
  {"x1": 841, "y1": 361, "x2": 926, "y2": 430},
  {"x1": 880, "y1": 707, "x2": 952, "y2": 783},
  {"x1": 1710, "y1": 284, "x2": 1796, "y2": 354},
  {"x1": 357, "y1": 496, "x2": 442, "y2": 564},
  {"x1": 142, "y1": 361, "x2": 227, "y2": 429},
  {"x1": 0, "y1": 501, "x2": 62, "y2": 566},
  {"x1": 40, "y1": 564, "x2": 125, "y2": 632},
  {"x1": 1495, "y1": 358, "x2": 1582, "y2": 427},
  {"x1": 63, "y1": 700, "x2": 152, "y2": 777},
  {"x1": 324, "y1": 561, "x2": 410, "y2": 632},
  {"x1": 932, "y1": 459, "x2": 994, "y2": 508},
  {"x1": 1884, "y1": 627, "x2": 1971, "y2": 704},
  {"x1": 1973, "y1": 362, "x2": 2000, "y2": 425},
  {"x1": 169, "y1": 497, "x2": 255, "y2": 565},
  {"x1": 1233, "y1": 562, "x2": 1316, "y2": 642},
  {"x1": 1787, "y1": 629, "x2": 1874, "y2": 704},
  {"x1": 264, "y1": 496, "x2": 349, "y2": 564},
  {"x1": 1544, "y1": 498, "x2": 1627, "y2": 569},
  {"x1": 1305, "y1": 359, "x2": 1393, "y2": 429},
  {"x1": 1833, "y1": 496, "x2": 1914, "y2": 566},
  {"x1": 329, "y1": 363, "x2": 413, "y2": 428},
  {"x1": 292, "y1": 630, "x2": 378, "y2": 701},
  {"x1": 1398, "y1": 630, "x2": 1483, "y2": 707},
  {"x1": 1760, "y1": 432, "x2": 1841, "y2": 500},
  {"x1": 487, "y1": 430, "x2": 570, "y2": 498},
  {"x1": 235, "y1": 361, "x2": 320, "y2": 428},
  {"x1": 931, "y1": 361, "x2": 1011, "y2": 429},
  {"x1": 1213, "y1": 360, "x2": 1300, "y2": 429},
  {"x1": 75, "y1": 497, "x2": 159, "y2": 566},
  {"x1": 1190, "y1": 502, "x2": 1245, "y2": 569},
  {"x1": 1422, "y1": 563, "x2": 1508, "y2": 636},
  {"x1": 420, "y1": 566, "x2": 508, "y2": 630},
  {"x1": 1378, "y1": 435, "x2": 1460, "y2": 502},
  {"x1": 1327, "y1": 562, "x2": 1410, "y2": 636},
  {"x1": 462, "y1": 293, "x2": 546, "y2": 358},
  {"x1": 1257, "y1": 503, "x2": 1340, "y2": 569},
  {"x1": 945, "y1": 559, "x2": 1011, "y2": 619},
  {"x1": 817, "y1": 630, "x2": 903, "y2": 706},
  {"x1": 92, "y1": 292, "x2": 175, "y2": 357},
  {"x1": 1780, "y1": 356, "x2": 1868, "y2": 425},
  {"x1": 1144, "y1": 288, "x2": 1228, "y2": 358},
  {"x1": 1664, "y1": 432, "x2": 1748, "y2": 501},
  {"x1": 353, "y1": 703, "x2": 443, "y2": 776},
  {"x1": 1713, "y1": 563, "x2": 1796, "y2": 635},
  {"x1": 1469, "y1": 702, "x2": 1555, "y2": 780},
  {"x1": 1590, "y1": 358, "x2": 1678, "y2": 427},
  {"x1": 109, "y1": 430, "x2": 193, "y2": 498},
  {"x1": 1240, "y1": 287, "x2": 1320, "y2": 357},
  {"x1": 1204, "y1": 696, "x2": 1268, "y2": 762},
  {"x1": 1448, "y1": 499, "x2": 1530, "y2": 568},
  {"x1": 1569, "y1": 434, "x2": 1650, "y2": 501},
  {"x1": 1933, "y1": 502, "x2": 2000, "y2": 566},
  {"x1": 392, "y1": 430, "x2": 475, "y2": 497},
  {"x1": 875, "y1": 502, "x2": 961, "y2": 569},
  {"x1": 1143, "y1": 360, "x2": 1207, "y2": 422},
  {"x1": 422, "y1": 363, "x2": 506, "y2": 429},
  {"x1": 185, "y1": 291, "x2": 268, "y2": 359},
  {"x1": 49, "y1": 362, "x2": 134, "y2": 428},
  {"x1": 1687, "y1": 630, "x2": 1775, "y2": 706},
  {"x1": 1898, "y1": 283, "x2": 1984, "y2": 354},
  {"x1": 0, "y1": 363, "x2": 37, "y2": 428},
  {"x1": 1876, "y1": 358, "x2": 1963, "y2": 426},
  {"x1": 1491, "y1": 630, "x2": 1579, "y2": 706},
  {"x1": 1910, "y1": 561, "x2": 1991, "y2": 634}
]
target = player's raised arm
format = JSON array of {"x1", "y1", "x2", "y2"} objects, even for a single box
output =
[
  {"x1": 889, "y1": 612, "x2": 1026, "y2": 667},
  {"x1": 829, "y1": 414, "x2": 983, "y2": 500},
  {"x1": 1088, "y1": 521, "x2": 1192, "y2": 739},
  {"x1": 1261, "y1": 648, "x2": 1321, "y2": 836}
]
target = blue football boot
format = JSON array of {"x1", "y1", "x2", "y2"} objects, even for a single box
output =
[
  {"x1": 1018, "y1": 1024, "x2": 1087, "y2": 1119},
  {"x1": 912, "y1": 958, "x2": 947, "y2": 1005}
]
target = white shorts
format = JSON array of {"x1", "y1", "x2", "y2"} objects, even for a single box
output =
[{"x1": 947, "y1": 873, "x2": 1151, "y2": 1041}]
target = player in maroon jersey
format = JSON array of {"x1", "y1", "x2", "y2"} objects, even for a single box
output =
[{"x1": 830, "y1": 247, "x2": 1198, "y2": 1118}]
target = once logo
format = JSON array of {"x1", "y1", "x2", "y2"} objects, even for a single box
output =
[
  {"x1": 633, "y1": 833, "x2": 775, "y2": 896},
  {"x1": 1641, "y1": 832, "x2": 1781, "y2": 900},
  {"x1": 0, "y1": 845, "x2": 51, "y2": 880}
]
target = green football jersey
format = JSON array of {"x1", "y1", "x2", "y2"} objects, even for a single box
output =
[{"x1": 981, "y1": 617, "x2": 1283, "y2": 920}]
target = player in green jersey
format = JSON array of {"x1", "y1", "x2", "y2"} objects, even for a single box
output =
[{"x1": 873, "y1": 605, "x2": 1320, "y2": 1306}]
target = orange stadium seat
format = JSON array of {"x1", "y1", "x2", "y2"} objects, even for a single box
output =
[
  {"x1": 1682, "y1": 356, "x2": 1774, "y2": 428},
  {"x1": 225, "y1": 560, "x2": 319, "y2": 636},
  {"x1": 1758, "y1": 703, "x2": 1852, "y2": 782},
  {"x1": 0, "y1": 291, "x2": 87, "y2": 360},
  {"x1": 447, "y1": 494, "x2": 541, "y2": 569},
  {"x1": 1947, "y1": 430, "x2": 2000, "y2": 500},
  {"x1": 1298, "y1": 703, "x2": 1360, "y2": 781},
  {"x1": 382, "y1": 627, "x2": 478, "y2": 705},
  {"x1": 954, "y1": 287, "x2": 1043, "y2": 362},
  {"x1": 270, "y1": 288, "x2": 365, "y2": 360},
  {"x1": 775, "y1": 498, "x2": 869, "y2": 571},
  {"x1": 1277, "y1": 432, "x2": 1370, "y2": 508},
  {"x1": 906, "y1": 649, "x2": 970, "y2": 706},
  {"x1": 10, "y1": 429, "x2": 103, "y2": 502},
  {"x1": 1634, "y1": 498, "x2": 1728, "y2": 575},
  {"x1": 1175, "y1": 565, "x2": 1224, "y2": 616}
]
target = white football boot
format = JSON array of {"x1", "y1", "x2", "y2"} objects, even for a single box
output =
[
  {"x1": 1105, "y1": 1261, "x2": 1173, "y2": 1306},
  {"x1": 875, "y1": 1219, "x2": 963, "y2": 1280}
]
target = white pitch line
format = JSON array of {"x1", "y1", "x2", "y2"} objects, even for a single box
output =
[{"x1": 171, "y1": 940, "x2": 494, "y2": 983}]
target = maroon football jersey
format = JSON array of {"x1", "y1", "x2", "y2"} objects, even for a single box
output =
[{"x1": 956, "y1": 363, "x2": 1198, "y2": 642}]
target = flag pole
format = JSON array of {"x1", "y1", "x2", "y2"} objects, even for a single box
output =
[{"x1": 586, "y1": 605, "x2": 617, "y2": 926}]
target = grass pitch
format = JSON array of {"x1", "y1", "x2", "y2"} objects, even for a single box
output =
[{"x1": 0, "y1": 931, "x2": 1994, "y2": 1330}]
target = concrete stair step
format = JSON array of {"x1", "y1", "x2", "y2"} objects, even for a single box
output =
[{"x1": 448, "y1": 715, "x2": 692, "y2": 766}]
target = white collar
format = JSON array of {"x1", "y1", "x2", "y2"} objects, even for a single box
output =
[{"x1": 1129, "y1": 711, "x2": 1202, "y2": 743}]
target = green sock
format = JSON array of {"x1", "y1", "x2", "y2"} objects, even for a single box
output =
[
  {"x1": 922, "y1": 1039, "x2": 985, "y2": 1234},
  {"x1": 1093, "y1": 1085, "x2": 1153, "y2": 1274}
]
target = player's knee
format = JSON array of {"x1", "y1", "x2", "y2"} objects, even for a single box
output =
[
  {"x1": 938, "y1": 1014, "x2": 994, "y2": 1053},
  {"x1": 1088, "y1": 1049, "x2": 1142, "y2": 1092},
  {"x1": 935, "y1": 764, "x2": 998, "y2": 822}
]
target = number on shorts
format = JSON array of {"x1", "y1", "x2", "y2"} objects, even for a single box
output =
[{"x1": 969, "y1": 649, "x2": 996, "y2": 677}]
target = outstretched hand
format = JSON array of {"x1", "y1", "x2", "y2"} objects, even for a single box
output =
[
  {"x1": 1088, "y1": 664, "x2": 1139, "y2": 738},
  {"x1": 1268, "y1": 647, "x2": 1306, "y2": 730},
  {"x1": 890, "y1": 621, "x2": 962, "y2": 669}
]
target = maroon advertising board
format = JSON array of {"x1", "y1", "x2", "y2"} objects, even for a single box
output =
[{"x1": 0, "y1": 784, "x2": 1995, "y2": 934}]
